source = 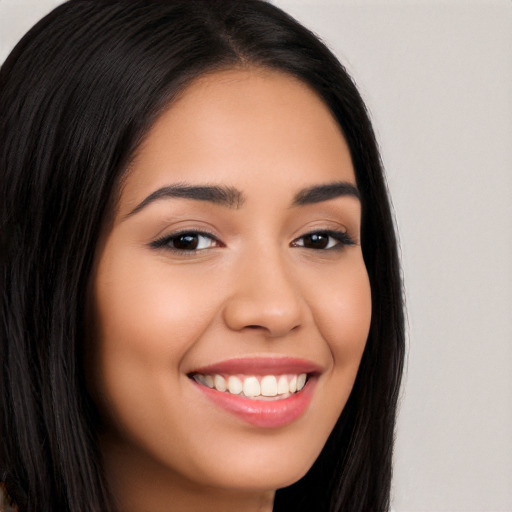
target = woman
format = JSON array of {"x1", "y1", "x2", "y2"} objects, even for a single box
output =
[{"x1": 0, "y1": 1, "x2": 404, "y2": 511}]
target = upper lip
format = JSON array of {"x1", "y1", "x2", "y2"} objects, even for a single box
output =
[{"x1": 189, "y1": 356, "x2": 323, "y2": 376}]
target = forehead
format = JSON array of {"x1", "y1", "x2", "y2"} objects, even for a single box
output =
[{"x1": 120, "y1": 67, "x2": 355, "y2": 213}]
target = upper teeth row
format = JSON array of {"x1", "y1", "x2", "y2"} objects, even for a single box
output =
[{"x1": 193, "y1": 373, "x2": 307, "y2": 398}]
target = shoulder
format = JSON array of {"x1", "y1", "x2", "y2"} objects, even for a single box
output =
[{"x1": 0, "y1": 482, "x2": 17, "y2": 512}]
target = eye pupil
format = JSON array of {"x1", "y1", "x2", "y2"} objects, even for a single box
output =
[
  {"x1": 304, "y1": 233, "x2": 329, "y2": 249},
  {"x1": 173, "y1": 233, "x2": 198, "y2": 250}
]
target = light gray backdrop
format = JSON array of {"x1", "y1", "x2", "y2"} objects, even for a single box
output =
[{"x1": 1, "y1": 1, "x2": 511, "y2": 511}]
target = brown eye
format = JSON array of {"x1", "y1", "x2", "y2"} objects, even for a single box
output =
[
  {"x1": 172, "y1": 233, "x2": 201, "y2": 250},
  {"x1": 291, "y1": 230, "x2": 355, "y2": 250},
  {"x1": 302, "y1": 233, "x2": 330, "y2": 249},
  {"x1": 150, "y1": 231, "x2": 220, "y2": 252}
]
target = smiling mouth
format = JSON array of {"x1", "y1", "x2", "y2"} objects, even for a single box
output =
[
  {"x1": 188, "y1": 357, "x2": 320, "y2": 427},
  {"x1": 191, "y1": 373, "x2": 308, "y2": 400}
]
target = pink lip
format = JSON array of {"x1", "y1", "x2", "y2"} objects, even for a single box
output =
[
  {"x1": 191, "y1": 377, "x2": 316, "y2": 428},
  {"x1": 190, "y1": 356, "x2": 322, "y2": 376},
  {"x1": 189, "y1": 357, "x2": 320, "y2": 428}
]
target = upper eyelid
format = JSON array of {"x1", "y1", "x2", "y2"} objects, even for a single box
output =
[{"x1": 165, "y1": 228, "x2": 218, "y2": 238}]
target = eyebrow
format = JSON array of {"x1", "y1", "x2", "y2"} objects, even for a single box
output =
[
  {"x1": 126, "y1": 183, "x2": 245, "y2": 217},
  {"x1": 125, "y1": 180, "x2": 360, "y2": 218},
  {"x1": 291, "y1": 181, "x2": 360, "y2": 206}
]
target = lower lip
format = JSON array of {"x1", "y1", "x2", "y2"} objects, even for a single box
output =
[{"x1": 192, "y1": 378, "x2": 316, "y2": 428}]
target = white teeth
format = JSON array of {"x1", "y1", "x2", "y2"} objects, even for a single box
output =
[
  {"x1": 260, "y1": 375, "x2": 278, "y2": 397},
  {"x1": 228, "y1": 376, "x2": 243, "y2": 395},
  {"x1": 297, "y1": 373, "x2": 307, "y2": 391},
  {"x1": 289, "y1": 375, "x2": 297, "y2": 393},
  {"x1": 204, "y1": 375, "x2": 214, "y2": 388},
  {"x1": 243, "y1": 376, "x2": 260, "y2": 397},
  {"x1": 214, "y1": 374, "x2": 227, "y2": 392},
  {"x1": 194, "y1": 372, "x2": 309, "y2": 398},
  {"x1": 277, "y1": 375, "x2": 289, "y2": 394}
]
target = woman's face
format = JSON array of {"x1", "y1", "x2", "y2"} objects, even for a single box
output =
[{"x1": 89, "y1": 68, "x2": 371, "y2": 497}]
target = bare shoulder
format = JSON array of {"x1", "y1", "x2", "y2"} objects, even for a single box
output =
[{"x1": 0, "y1": 483, "x2": 17, "y2": 512}]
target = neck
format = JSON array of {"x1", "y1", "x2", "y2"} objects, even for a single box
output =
[{"x1": 100, "y1": 432, "x2": 275, "y2": 512}]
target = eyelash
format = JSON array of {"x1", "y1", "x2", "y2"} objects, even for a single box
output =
[{"x1": 150, "y1": 229, "x2": 355, "y2": 254}]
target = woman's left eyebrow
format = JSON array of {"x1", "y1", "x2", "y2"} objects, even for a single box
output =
[{"x1": 291, "y1": 181, "x2": 360, "y2": 206}]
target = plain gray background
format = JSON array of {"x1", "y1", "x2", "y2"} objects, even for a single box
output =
[{"x1": 1, "y1": 1, "x2": 511, "y2": 511}]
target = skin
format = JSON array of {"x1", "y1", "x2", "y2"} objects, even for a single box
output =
[{"x1": 89, "y1": 68, "x2": 372, "y2": 512}]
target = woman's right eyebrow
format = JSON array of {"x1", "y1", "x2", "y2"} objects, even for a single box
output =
[{"x1": 124, "y1": 183, "x2": 246, "y2": 218}]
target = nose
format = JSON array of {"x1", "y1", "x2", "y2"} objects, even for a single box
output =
[{"x1": 222, "y1": 249, "x2": 304, "y2": 338}]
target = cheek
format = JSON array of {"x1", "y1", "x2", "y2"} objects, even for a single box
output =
[
  {"x1": 93, "y1": 248, "x2": 217, "y2": 351},
  {"x1": 312, "y1": 256, "x2": 372, "y2": 359},
  {"x1": 87, "y1": 246, "x2": 219, "y2": 427},
  {"x1": 305, "y1": 256, "x2": 371, "y2": 421}
]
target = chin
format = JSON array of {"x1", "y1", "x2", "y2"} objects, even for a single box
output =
[
  {"x1": 179, "y1": 434, "x2": 322, "y2": 493},
  {"x1": 199, "y1": 462, "x2": 311, "y2": 493}
]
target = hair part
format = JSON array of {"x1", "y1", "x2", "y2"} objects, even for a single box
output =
[{"x1": 0, "y1": 1, "x2": 404, "y2": 510}]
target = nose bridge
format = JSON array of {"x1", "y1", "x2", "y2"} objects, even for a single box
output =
[{"x1": 222, "y1": 244, "x2": 304, "y2": 337}]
